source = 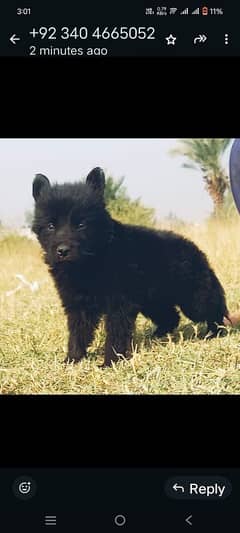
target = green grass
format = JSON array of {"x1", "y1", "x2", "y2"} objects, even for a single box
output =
[{"x1": 1, "y1": 221, "x2": 240, "y2": 395}]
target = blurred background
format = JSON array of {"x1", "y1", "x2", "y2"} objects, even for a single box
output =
[{"x1": 0, "y1": 138, "x2": 236, "y2": 229}]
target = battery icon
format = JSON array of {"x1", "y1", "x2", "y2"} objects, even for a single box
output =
[{"x1": 202, "y1": 6, "x2": 208, "y2": 15}]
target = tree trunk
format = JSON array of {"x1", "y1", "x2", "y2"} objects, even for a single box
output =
[{"x1": 203, "y1": 175, "x2": 227, "y2": 216}]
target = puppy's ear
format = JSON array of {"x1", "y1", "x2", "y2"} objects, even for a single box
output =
[
  {"x1": 32, "y1": 174, "x2": 51, "y2": 201},
  {"x1": 86, "y1": 167, "x2": 105, "y2": 195}
]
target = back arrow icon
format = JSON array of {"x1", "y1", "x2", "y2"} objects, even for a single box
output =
[
  {"x1": 10, "y1": 34, "x2": 20, "y2": 45},
  {"x1": 185, "y1": 514, "x2": 193, "y2": 526}
]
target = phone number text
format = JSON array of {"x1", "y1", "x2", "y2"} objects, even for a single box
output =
[{"x1": 29, "y1": 26, "x2": 156, "y2": 40}]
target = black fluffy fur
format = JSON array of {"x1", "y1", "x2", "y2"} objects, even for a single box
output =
[{"x1": 32, "y1": 168, "x2": 229, "y2": 366}]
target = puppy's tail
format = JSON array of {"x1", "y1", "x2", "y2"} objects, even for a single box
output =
[
  {"x1": 222, "y1": 300, "x2": 232, "y2": 325},
  {"x1": 223, "y1": 313, "x2": 233, "y2": 326}
]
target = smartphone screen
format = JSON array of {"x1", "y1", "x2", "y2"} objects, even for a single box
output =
[{"x1": 0, "y1": 2, "x2": 239, "y2": 532}]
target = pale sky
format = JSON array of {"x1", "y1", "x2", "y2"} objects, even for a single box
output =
[{"x1": 0, "y1": 138, "x2": 233, "y2": 227}]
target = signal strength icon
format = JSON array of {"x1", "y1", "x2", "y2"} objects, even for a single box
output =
[
  {"x1": 192, "y1": 8, "x2": 200, "y2": 15},
  {"x1": 180, "y1": 7, "x2": 189, "y2": 15}
]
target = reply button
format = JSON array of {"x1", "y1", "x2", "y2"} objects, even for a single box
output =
[{"x1": 165, "y1": 476, "x2": 232, "y2": 500}]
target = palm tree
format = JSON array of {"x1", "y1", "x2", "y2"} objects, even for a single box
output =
[{"x1": 170, "y1": 139, "x2": 232, "y2": 215}]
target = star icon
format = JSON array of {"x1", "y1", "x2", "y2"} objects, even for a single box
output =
[{"x1": 165, "y1": 34, "x2": 177, "y2": 45}]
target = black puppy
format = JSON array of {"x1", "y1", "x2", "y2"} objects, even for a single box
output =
[{"x1": 32, "y1": 168, "x2": 229, "y2": 366}]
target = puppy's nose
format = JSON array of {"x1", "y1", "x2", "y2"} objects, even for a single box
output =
[{"x1": 57, "y1": 244, "x2": 70, "y2": 258}]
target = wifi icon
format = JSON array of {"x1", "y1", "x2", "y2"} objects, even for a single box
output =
[{"x1": 169, "y1": 7, "x2": 178, "y2": 15}]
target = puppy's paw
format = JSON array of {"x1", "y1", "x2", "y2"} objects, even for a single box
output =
[{"x1": 63, "y1": 356, "x2": 81, "y2": 365}]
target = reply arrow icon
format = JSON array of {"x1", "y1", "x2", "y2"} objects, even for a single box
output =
[{"x1": 173, "y1": 483, "x2": 185, "y2": 492}]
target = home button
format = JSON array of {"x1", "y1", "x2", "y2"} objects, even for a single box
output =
[{"x1": 114, "y1": 514, "x2": 127, "y2": 527}]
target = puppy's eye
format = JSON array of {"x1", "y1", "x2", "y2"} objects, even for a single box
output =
[
  {"x1": 47, "y1": 223, "x2": 55, "y2": 231},
  {"x1": 77, "y1": 222, "x2": 86, "y2": 230}
]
